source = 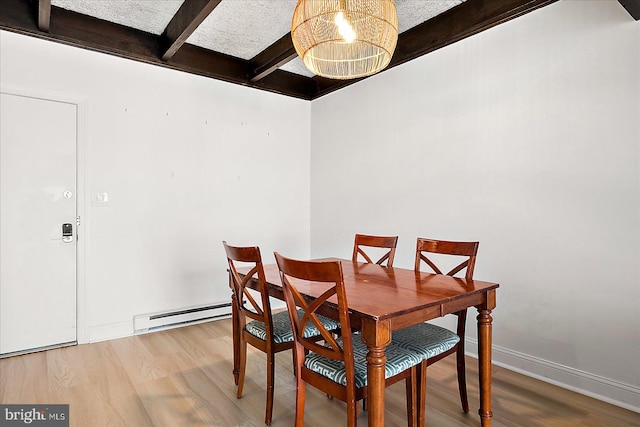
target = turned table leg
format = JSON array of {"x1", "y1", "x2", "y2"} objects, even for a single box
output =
[
  {"x1": 477, "y1": 306, "x2": 494, "y2": 426},
  {"x1": 361, "y1": 319, "x2": 391, "y2": 427}
]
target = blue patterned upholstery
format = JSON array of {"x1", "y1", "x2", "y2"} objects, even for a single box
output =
[
  {"x1": 245, "y1": 310, "x2": 340, "y2": 344},
  {"x1": 391, "y1": 323, "x2": 460, "y2": 360},
  {"x1": 303, "y1": 334, "x2": 422, "y2": 388}
]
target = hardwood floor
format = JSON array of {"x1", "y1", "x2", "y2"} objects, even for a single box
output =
[{"x1": 1, "y1": 318, "x2": 638, "y2": 426}]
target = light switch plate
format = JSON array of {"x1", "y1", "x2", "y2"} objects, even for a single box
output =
[{"x1": 92, "y1": 192, "x2": 109, "y2": 207}]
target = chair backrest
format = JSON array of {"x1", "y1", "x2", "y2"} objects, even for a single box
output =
[
  {"x1": 414, "y1": 238, "x2": 479, "y2": 281},
  {"x1": 223, "y1": 241, "x2": 274, "y2": 336},
  {"x1": 352, "y1": 234, "x2": 398, "y2": 267},
  {"x1": 274, "y1": 252, "x2": 356, "y2": 381}
]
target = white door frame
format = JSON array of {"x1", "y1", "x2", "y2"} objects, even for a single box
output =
[{"x1": 1, "y1": 86, "x2": 88, "y2": 345}]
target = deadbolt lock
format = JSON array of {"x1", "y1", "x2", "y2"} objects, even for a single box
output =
[{"x1": 62, "y1": 223, "x2": 73, "y2": 243}]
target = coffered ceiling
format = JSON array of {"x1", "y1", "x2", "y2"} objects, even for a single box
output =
[{"x1": 1, "y1": 0, "x2": 637, "y2": 100}]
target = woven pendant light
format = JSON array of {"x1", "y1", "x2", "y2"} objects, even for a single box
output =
[{"x1": 291, "y1": 0, "x2": 398, "y2": 80}]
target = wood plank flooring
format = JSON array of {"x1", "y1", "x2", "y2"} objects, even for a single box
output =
[{"x1": 1, "y1": 318, "x2": 638, "y2": 426}]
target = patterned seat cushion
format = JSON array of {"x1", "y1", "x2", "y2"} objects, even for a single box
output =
[
  {"x1": 245, "y1": 310, "x2": 341, "y2": 344},
  {"x1": 391, "y1": 323, "x2": 460, "y2": 360},
  {"x1": 303, "y1": 334, "x2": 422, "y2": 388}
]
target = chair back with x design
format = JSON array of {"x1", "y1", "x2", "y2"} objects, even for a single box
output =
[
  {"x1": 414, "y1": 238, "x2": 478, "y2": 281},
  {"x1": 224, "y1": 242, "x2": 274, "y2": 337},
  {"x1": 352, "y1": 233, "x2": 398, "y2": 267}
]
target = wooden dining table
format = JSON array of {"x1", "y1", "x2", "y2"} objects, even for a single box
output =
[{"x1": 235, "y1": 259, "x2": 499, "y2": 427}]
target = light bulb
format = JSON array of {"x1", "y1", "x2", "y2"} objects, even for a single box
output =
[{"x1": 334, "y1": 11, "x2": 356, "y2": 43}]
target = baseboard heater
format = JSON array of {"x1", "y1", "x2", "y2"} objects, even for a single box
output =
[{"x1": 134, "y1": 301, "x2": 232, "y2": 334}]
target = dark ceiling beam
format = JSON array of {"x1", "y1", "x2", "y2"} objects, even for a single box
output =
[
  {"x1": 313, "y1": 0, "x2": 559, "y2": 99},
  {"x1": 253, "y1": 69, "x2": 317, "y2": 99},
  {"x1": 37, "y1": 0, "x2": 50, "y2": 32},
  {"x1": 249, "y1": 33, "x2": 298, "y2": 82},
  {"x1": 160, "y1": 0, "x2": 222, "y2": 61},
  {"x1": 391, "y1": 0, "x2": 560, "y2": 68},
  {"x1": 1, "y1": 0, "x2": 563, "y2": 100},
  {"x1": 0, "y1": 0, "x2": 314, "y2": 99},
  {"x1": 2, "y1": 0, "x2": 161, "y2": 59},
  {"x1": 618, "y1": 0, "x2": 640, "y2": 20}
]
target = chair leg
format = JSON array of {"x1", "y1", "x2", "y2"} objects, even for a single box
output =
[
  {"x1": 265, "y1": 351, "x2": 275, "y2": 425},
  {"x1": 346, "y1": 399, "x2": 358, "y2": 427},
  {"x1": 456, "y1": 344, "x2": 469, "y2": 413},
  {"x1": 294, "y1": 380, "x2": 306, "y2": 427},
  {"x1": 405, "y1": 366, "x2": 417, "y2": 427},
  {"x1": 237, "y1": 337, "x2": 247, "y2": 399},
  {"x1": 231, "y1": 297, "x2": 240, "y2": 385},
  {"x1": 292, "y1": 350, "x2": 296, "y2": 376},
  {"x1": 416, "y1": 361, "x2": 427, "y2": 427}
]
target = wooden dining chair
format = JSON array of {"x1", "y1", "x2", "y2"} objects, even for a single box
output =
[
  {"x1": 352, "y1": 233, "x2": 398, "y2": 267},
  {"x1": 274, "y1": 252, "x2": 423, "y2": 427},
  {"x1": 223, "y1": 242, "x2": 340, "y2": 425},
  {"x1": 392, "y1": 238, "x2": 479, "y2": 420}
]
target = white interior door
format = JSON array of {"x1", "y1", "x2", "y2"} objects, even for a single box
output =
[{"x1": 0, "y1": 93, "x2": 77, "y2": 355}]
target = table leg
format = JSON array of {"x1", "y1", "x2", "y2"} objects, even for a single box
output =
[
  {"x1": 361, "y1": 319, "x2": 391, "y2": 427},
  {"x1": 477, "y1": 308, "x2": 493, "y2": 426},
  {"x1": 367, "y1": 346, "x2": 386, "y2": 426}
]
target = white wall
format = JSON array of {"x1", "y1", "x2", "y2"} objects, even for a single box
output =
[
  {"x1": 0, "y1": 30, "x2": 311, "y2": 342},
  {"x1": 310, "y1": 0, "x2": 639, "y2": 411}
]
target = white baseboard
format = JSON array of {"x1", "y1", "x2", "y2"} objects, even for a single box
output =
[
  {"x1": 466, "y1": 338, "x2": 640, "y2": 413},
  {"x1": 88, "y1": 321, "x2": 133, "y2": 343},
  {"x1": 133, "y1": 302, "x2": 232, "y2": 334}
]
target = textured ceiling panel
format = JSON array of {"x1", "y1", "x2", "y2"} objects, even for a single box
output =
[
  {"x1": 51, "y1": 0, "x2": 185, "y2": 35},
  {"x1": 396, "y1": 0, "x2": 465, "y2": 32},
  {"x1": 187, "y1": 0, "x2": 298, "y2": 60}
]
